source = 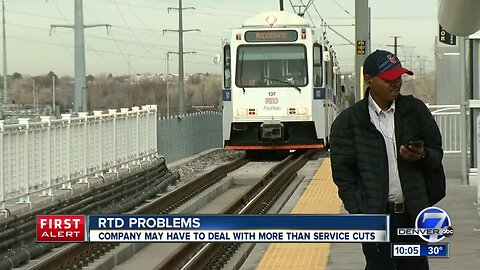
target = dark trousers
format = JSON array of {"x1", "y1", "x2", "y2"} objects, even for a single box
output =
[{"x1": 362, "y1": 212, "x2": 429, "y2": 270}]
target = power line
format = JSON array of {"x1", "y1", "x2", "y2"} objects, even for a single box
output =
[
  {"x1": 6, "y1": 8, "x2": 68, "y2": 21},
  {"x1": 7, "y1": 35, "x2": 214, "y2": 67},
  {"x1": 13, "y1": 20, "x2": 222, "y2": 49},
  {"x1": 7, "y1": 21, "x2": 220, "y2": 57},
  {"x1": 107, "y1": 30, "x2": 138, "y2": 74},
  {"x1": 311, "y1": 2, "x2": 354, "y2": 46},
  {"x1": 330, "y1": 0, "x2": 355, "y2": 18},
  {"x1": 84, "y1": 3, "x2": 102, "y2": 22},
  {"x1": 123, "y1": 0, "x2": 155, "y2": 34},
  {"x1": 51, "y1": 29, "x2": 74, "y2": 57},
  {"x1": 304, "y1": 10, "x2": 316, "y2": 27},
  {"x1": 112, "y1": 0, "x2": 155, "y2": 57},
  {"x1": 372, "y1": 15, "x2": 435, "y2": 20},
  {"x1": 6, "y1": 1, "x2": 337, "y2": 78},
  {"x1": 51, "y1": 0, "x2": 70, "y2": 22}
]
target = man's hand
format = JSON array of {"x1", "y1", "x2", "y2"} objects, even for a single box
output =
[{"x1": 399, "y1": 145, "x2": 425, "y2": 162}]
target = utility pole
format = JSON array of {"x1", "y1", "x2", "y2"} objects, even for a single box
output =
[
  {"x1": 52, "y1": 74, "x2": 56, "y2": 115},
  {"x1": 128, "y1": 54, "x2": 131, "y2": 84},
  {"x1": 401, "y1": 46, "x2": 415, "y2": 69},
  {"x1": 50, "y1": 0, "x2": 110, "y2": 113},
  {"x1": 416, "y1": 55, "x2": 427, "y2": 75},
  {"x1": 32, "y1": 78, "x2": 37, "y2": 112},
  {"x1": 164, "y1": 0, "x2": 200, "y2": 116},
  {"x1": 0, "y1": 0, "x2": 7, "y2": 119},
  {"x1": 279, "y1": 0, "x2": 284, "y2": 11},
  {"x1": 165, "y1": 52, "x2": 169, "y2": 117},
  {"x1": 387, "y1": 36, "x2": 402, "y2": 56},
  {"x1": 165, "y1": 51, "x2": 196, "y2": 117}
]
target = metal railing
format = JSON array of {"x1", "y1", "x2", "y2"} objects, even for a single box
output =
[
  {"x1": 0, "y1": 105, "x2": 158, "y2": 210},
  {"x1": 0, "y1": 103, "x2": 468, "y2": 214},
  {"x1": 428, "y1": 104, "x2": 461, "y2": 154}
]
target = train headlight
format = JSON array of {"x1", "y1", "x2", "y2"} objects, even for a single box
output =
[
  {"x1": 236, "y1": 108, "x2": 247, "y2": 116},
  {"x1": 265, "y1": 15, "x2": 277, "y2": 27},
  {"x1": 297, "y1": 107, "x2": 308, "y2": 115}
]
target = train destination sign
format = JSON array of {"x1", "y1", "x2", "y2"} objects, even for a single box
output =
[{"x1": 245, "y1": 30, "x2": 298, "y2": 42}]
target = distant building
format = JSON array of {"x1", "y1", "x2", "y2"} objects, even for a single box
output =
[{"x1": 133, "y1": 73, "x2": 164, "y2": 82}]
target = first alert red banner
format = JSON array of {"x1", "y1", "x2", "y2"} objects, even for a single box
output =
[{"x1": 36, "y1": 215, "x2": 86, "y2": 242}]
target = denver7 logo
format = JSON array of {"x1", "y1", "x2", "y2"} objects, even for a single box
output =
[{"x1": 415, "y1": 207, "x2": 453, "y2": 242}]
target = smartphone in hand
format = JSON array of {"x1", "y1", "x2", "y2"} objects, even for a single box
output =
[{"x1": 407, "y1": 140, "x2": 424, "y2": 148}]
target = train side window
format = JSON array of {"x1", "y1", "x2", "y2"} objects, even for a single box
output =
[
  {"x1": 223, "y1": 45, "x2": 231, "y2": 88},
  {"x1": 313, "y1": 43, "x2": 322, "y2": 87}
]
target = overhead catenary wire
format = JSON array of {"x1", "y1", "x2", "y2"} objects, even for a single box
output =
[
  {"x1": 311, "y1": 2, "x2": 354, "y2": 46},
  {"x1": 304, "y1": 10, "x2": 316, "y2": 27},
  {"x1": 287, "y1": 0, "x2": 353, "y2": 47},
  {"x1": 5, "y1": 2, "x2": 370, "y2": 76},
  {"x1": 330, "y1": 0, "x2": 355, "y2": 18}
]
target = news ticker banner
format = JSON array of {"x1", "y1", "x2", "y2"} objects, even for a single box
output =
[
  {"x1": 37, "y1": 214, "x2": 389, "y2": 243},
  {"x1": 392, "y1": 243, "x2": 449, "y2": 258}
]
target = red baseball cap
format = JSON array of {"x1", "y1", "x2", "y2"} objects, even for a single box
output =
[{"x1": 364, "y1": 49, "x2": 414, "y2": 80}]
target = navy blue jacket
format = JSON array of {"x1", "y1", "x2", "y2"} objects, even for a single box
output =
[{"x1": 330, "y1": 91, "x2": 443, "y2": 219}]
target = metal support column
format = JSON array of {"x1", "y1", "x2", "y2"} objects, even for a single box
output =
[
  {"x1": 355, "y1": 0, "x2": 370, "y2": 101},
  {"x1": 459, "y1": 37, "x2": 468, "y2": 185}
]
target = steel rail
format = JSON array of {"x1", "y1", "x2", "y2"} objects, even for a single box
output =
[
  {"x1": 28, "y1": 156, "x2": 249, "y2": 270},
  {"x1": 1, "y1": 161, "x2": 170, "y2": 270},
  {"x1": 135, "y1": 156, "x2": 249, "y2": 214},
  {"x1": 154, "y1": 151, "x2": 313, "y2": 270}
]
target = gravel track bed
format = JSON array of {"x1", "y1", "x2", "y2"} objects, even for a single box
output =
[{"x1": 172, "y1": 149, "x2": 246, "y2": 181}]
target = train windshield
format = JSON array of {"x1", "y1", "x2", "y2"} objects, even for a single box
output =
[{"x1": 236, "y1": 44, "x2": 307, "y2": 88}]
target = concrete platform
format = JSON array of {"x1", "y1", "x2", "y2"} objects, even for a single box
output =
[{"x1": 326, "y1": 152, "x2": 480, "y2": 270}]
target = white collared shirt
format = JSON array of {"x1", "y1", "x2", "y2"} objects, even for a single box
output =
[{"x1": 368, "y1": 94, "x2": 404, "y2": 203}]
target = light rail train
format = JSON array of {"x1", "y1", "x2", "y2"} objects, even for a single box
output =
[{"x1": 221, "y1": 11, "x2": 347, "y2": 151}]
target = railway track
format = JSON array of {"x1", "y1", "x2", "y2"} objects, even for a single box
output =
[
  {"x1": 154, "y1": 150, "x2": 313, "y2": 270},
  {"x1": 2, "y1": 150, "x2": 315, "y2": 270},
  {"x1": 0, "y1": 157, "x2": 176, "y2": 270},
  {"x1": 24, "y1": 156, "x2": 250, "y2": 270}
]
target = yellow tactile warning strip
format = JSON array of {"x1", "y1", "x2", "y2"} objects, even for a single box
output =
[{"x1": 256, "y1": 158, "x2": 343, "y2": 270}]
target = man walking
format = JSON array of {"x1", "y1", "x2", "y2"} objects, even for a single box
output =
[{"x1": 330, "y1": 49, "x2": 444, "y2": 270}]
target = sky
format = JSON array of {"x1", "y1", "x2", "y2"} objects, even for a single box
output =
[{"x1": 2, "y1": 0, "x2": 438, "y2": 77}]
